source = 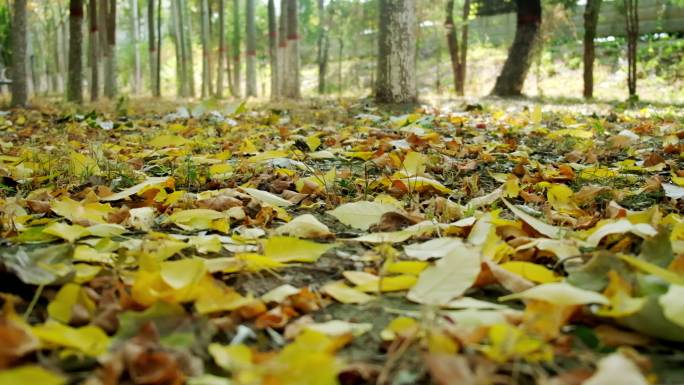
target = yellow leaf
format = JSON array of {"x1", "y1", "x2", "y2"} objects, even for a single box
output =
[
  {"x1": 242, "y1": 187, "x2": 293, "y2": 207},
  {"x1": 47, "y1": 283, "x2": 96, "y2": 324},
  {"x1": 499, "y1": 282, "x2": 609, "y2": 306},
  {"x1": 407, "y1": 244, "x2": 481, "y2": 305},
  {"x1": 401, "y1": 151, "x2": 427, "y2": 176},
  {"x1": 305, "y1": 320, "x2": 373, "y2": 337},
  {"x1": 503, "y1": 175, "x2": 520, "y2": 198},
  {"x1": 195, "y1": 283, "x2": 252, "y2": 315},
  {"x1": 239, "y1": 138, "x2": 258, "y2": 153},
  {"x1": 322, "y1": 281, "x2": 375, "y2": 304},
  {"x1": 101, "y1": 176, "x2": 171, "y2": 201},
  {"x1": 384, "y1": 261, "x2": 428, "y2": 275},
  {"x1": 502, "y1": 199, "x2": 564, "y2": 239},
  {"x1": 381, "y1": 317, "x2": 418, "y2": 341},
  {"x1": 482, "y1": 323, "x2": 553, "y2": 363},
  {"x1": 32, "y1": 321, "x2": 110, "y2": 356},
  {"x1": 0, "y1": 365, "x2": 65, "y2": 385},
  {"x1": 580, "y1": 167, "x2": 618, "y2": 180},
  {"x1": 51, "y1": 197, "x2": 115, "y2": 225},
  {"x1": 70, "y1": 152, "x2": 100, "y2": 176},
  {"x1": 73, "y1": 245, "x2": 116, "y2": 264},
  {"x1": 618, "y1": 254, "x2": 684, "y2": 285},
  {"x1": 547, "y1": 129, "x2": 593, "y2": 140},
  {"x1": 585, "y1": 219, "x2": 657, "y2": 247},
  {"x1": 342, "y1": 271, "x2": 379, "y2": 286},
  {"x1": 327, "y1": 201, "x2": 399, "y2": 231},
  {"x1": 595, "y1": 271, "x2": 646, "y2": 317},
  {"x1": 659, "y1": 284, "x2": 684, "y2": 328},
  {"x1": 188, "y1": 235, "x2": 223, "y2": 254},
  {"x1": 42, "y1": 222, "x2": 89, "y2": 243},
  {"x1": 427, "y1": 330, "x2": 459, "y2": 354},
  {"x1": 149, "y1": 135, "x2": 190, "y2": 147},
  {"x1": 209, "y1": 343, "x2": 253, "y2": 372},
  {"x1": 235, "y1": 253, "x2": 286, "y2": 272},
  {"x1": 275, "y1": 214, "x2": 332, "y2": 238},
  {"x1": 397, "y1": 176, "x2": 452, "y2": 194},
  {"x1": 262, "y1": 236, "x2": 335, "y2": 263},
  {"x1": 499, "y1": 261, "x2": 560, "y2": 284},
  {"x1": 209, "y1": 163, "x2": 233, "y2": 179},
  {"x1": 306, "y1": 135, "x2": 322, "y2": 151},
  {"x1": 356, "y1": 275, "x2": 417, "y2": 292},
  {"x1": 166, "y1": 209, "x2": 229, "y2": 233}
]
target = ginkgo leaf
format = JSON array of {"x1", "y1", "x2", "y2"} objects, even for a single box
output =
[
  {"x1": 356, "y1": 275, "x2": 417, "y2": 292},
  {"x1": 101, "y1": 176, "x2": 171, "y2": 201},
  {"x1": 397, "y1": 176, "x2": 452, "y2": 194},
  {"x1": 583, "y1": 353, "x2": 649, "y2": 385},
  {"x1": 42, "y1": 222, "x2": 89, "y2": 243},
  {"x1": 51, "y1": 197, "x2": 115, "y2": 225},
  {"x1": 407, "y1": 244, "x2": 481, "y2": 305},
  {"x1": 401, "y1": 151, "x2": 427, "y2": 176},
  {"x1": 47, "y1": 283, "x2": 96, "y2": 324},
  {"x1": 404, "y1": 238, "x2": 464, "y2": 260},
  {"x1": 261, "y1": 284, "x2": 301, "y2": 303},
  {"x1": 499, "y1": 261, "x2": 560, "y2": 284},
  {"x1": 502, "y1": 199, "x2": 564, "y2": 238},
  {"x1": 242, "y1": 187, "x2": 293, "y2": 207},
  {"x1": 275, "y1": 214, "x2": 332, "y2": 238},
  {"x1": 347, "y1": 231, "x2": 414, "y2": 244},
  {"x1": 322, "y1": 281, "x2": 375, "y2": 304},
  {"x1": 262, "y1": 236, "x2": 335, "y2": 262},
  {"x1": 166, "y1": 209, "x2": 229, "y2": 233},
  {"x1": 86, "y1": 223, "x2": 127, "y2": 238},
  {"x1": 584, "y1": 219, "x2": 657, "y2": 247},
  {"x1": 160, "y1": 259, "x2": 206, "y2": 289},
  {"x1": 149, "y1": 134, "x2": 190, "y2": 147},
  {"x1": 305, "y1": 320, "x2": 372, "y2": 337},
  {"x1": 658, "y1": 284, "x2": 684, "y2": 328},
  {"x1": 663, "y1": 183, "x2": 684, "y2": 200},
  {"x1": 32, "y1": 321, "x2": 110, "y2": 356},
  {"x1": 326, "y1": 201, "x2": 399, "y2": 231},
  {"x1": 482, "y1": 323, "x2": 553, "y2": 363},
  {"x1": 343, "y1": 271, "x2": 380, "y2": 286},
  {"x1": 0, "y1": 365, "x2": 65, "y2": 385},
  {"x1": 499, "y1": 282, "x2": 609, "y2": 306}
]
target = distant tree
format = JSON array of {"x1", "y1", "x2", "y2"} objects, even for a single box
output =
[
  {"x1": 491, "y1": 0, "x2": 542, "y2": 97},
  {"x1": 375, "y1": 0, "x2": 417, "y2": 104},
  {"x1": 316, "y1": 0, "x2": 331, "y2": 94},
  {"x1": 284, "y1": 0, "x2": 300, "y2": 98},
  {"x1": 277, "y1": 0, "x2": 287, "y2": 97},
  {"x1": 217, "y1": 0, "x2": 226, "y2": 97},
  {"x1": 67, "y1": 0, "x2": 84, "y2": 104},
  {"x1": 201, "y1": 0, "x2": 211, "y2": 97},
  {"x1": 130, "y1": 0, "x2": 141, "y2": 94},
  {"x1": 583, "y1": 0, "x2": 601, "y2": 99},
  {"x1": 445, "y1": 0, "x2": 470, "y2": 96},
  {"x1": 245, "y1": 0, "x2": 256, "y2": 97},
  {"x1": 104, "y1": 0, "x2": 117, "y2": 98},
  {"x1": 624, "y1": 0, "x2": 638, "y2": 98},
  {"x1": 89, "y1": 0, "x2": 99, "y2": 100},
  {"x1": 232, "y1": 0, "x2": 241, "y2": 97},
  {"x1": 268, "y1": 0, "x2": 277, "y2": 98},
  {"x1": 148, "y1": 0, "x2": 158, "y2": 96},
  {"x1": 10, "y1": 0, "x2": 28, "y2": 106}
]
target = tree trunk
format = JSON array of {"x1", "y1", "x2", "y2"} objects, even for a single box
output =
[
  {"x1": 337, "y1": 37, "x2": 343, "y2": 95},
  {"x1": 232, "y1": 0, "x2": 241, "y2": 97},
  {"x1": 10, "y1": 0, "x2": 28, "y2": 106},
  {"x1": 180, "y1": 0, "x2": 195, "y2": 97},
  {"x1": 268, "y1": 0, "x2": 277, "y2": 98},
  {"x1": 67, "y1": 0, "x2": 84, "y2": 103},
  {"x1": 277, "y1": 0, "x2": 287, "y2": 98},
  {"x1": 155, "y1": 0, "x2": 161, "y2": 96},
  {"x1": 89, "y1": 0, "x2": 99, "y2": 100},
  {"x1": 245, "y1": 0, "x2": 256, "y2": 96},
  {"x1": 316, "y1": 0, "x2": 330, "y2": 94},
  {"x1": 285, "y1": 0, "x2": 300, "y2": 98},
  {"x1": 445, "y1": 0, "x2": 460, "y2": 95},
  {"x1": 217, "y1": 0, "x2": 225, "y2": 97},
  {"x1": 201, "y1": 0, "x2": 211, "y2": 98},
  {"x1": 491, "y1": 0, "x2": 541, "y2": 97},
  {"x1": 375, "y1": 0, "x2": 416, "y2": 104},
  {"x1": 625, "y1": 0, "x2": 638, "y2": 98},
  {"x1": 171, "y1": 0, "x2": 183, "y2": 96},
  {"x1": 148, "y1": 0, "x2": 157, "y2": 96},
  {"x1": 457, "y1": 0, "x2": 470, "y2": 96},
  {"x1": 130, "y1": 0, "x2": 141, "y2": 94},
  {"x1": 104, "y1": 0, "x2": 117, "y2": 98},
  {"x1": 583, "y1": 0, "x2": 601, "y2": 99}
]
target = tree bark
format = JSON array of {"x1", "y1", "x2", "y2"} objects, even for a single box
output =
[
  {"x1": 375, "y1": 0, "x2": 416, "y2": 104},
  {"x1": 67, "y1": 0, "x2": 84, "y2": 103},
  {"x1": 148, "y1": 0, "x2": 158, "y2": 96},
  {"x1": 245, "y1": 0, "x2": 256, "y2": 96},
  {"x1": 104, "y1": 0, "x2": 117, "y2": 98},
  {"x1": 268, "y1": 0, "x2": 277, "y2": 98},
  {"x1": 180, "y1": 0, "x2": 195, "y2": 97},
  {"x1": 130, "y1": 0, "x2": 141, "y2": 94},
  {"x1": 201, "y1": 0, "x2": 211, "y2": 98},
  {"x1": 491, "y1": 0, "x2": 541, "y2": 97},
  {"x1": 89, "y1": 0, "x2": 98, "y2": 100},
  {"x1": 285, "y1": 0, "x2": 300, "y2": 98},
  {"x1": 458, "y1": 0, "x2": 470, "y2": 96},
  {"x1": 277, "y1": 0, "x2": 287, "y2": 98},
  {"x1": 10, "y1": 0, "x2": 28, "y2": 106},
  {"x1": 232, "y1": 0, "x2": 241, "y2": 97},
  {"x1": 624, "y1": 0, "x2": 638, "y2": 98},
  {"x1": 583, "y1": 0, "x2": 601, "y2": 99},
  {"x1": 171, "y1": 0, "x2": 184, "y2": 96},
  {"x1": 155, "y1": 0, "x2": 161, "y2": 96},
  {"x1": 316, "y1": 0, "x2": 330, "y2": 94},
  {"x1": 217, "y1": 0, "x2": 226, "y2": 97},
  {"x1": 445, "y1": 0, "x2": 461, "y2": 95}
]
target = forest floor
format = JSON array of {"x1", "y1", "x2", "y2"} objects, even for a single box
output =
[{"x1": 1, "y1": 97, "x2": 684, "y2": 385}]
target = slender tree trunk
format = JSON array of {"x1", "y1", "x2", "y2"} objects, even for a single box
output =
[
  {"x1": 155, "y1": 0, "x2": 161, "y2": 96},
  {"x1": 285, "y1": 0, "x2": 300, "y2": 98},
  {"x1": 624, "y1": 0, "x2": 638, "y2": 98},
  {"x1": 583, "y1": 0, "x2": 601, "y2": 99},
  {"x1": 375, "y1": 0, "x2": 416, "y2": 104},
  {"x1": 10, "y1": 0, "x2": 28, "y2": 106},
  {"x1": 277, "y1": 0, "x2": 287, "y2": 98},
  {"x1": 245, "y1": 0, "x2": 256, "y2": 96},
  {"x1": 89, "y1": 0, "x2": 99, "y2": 100},
  {"x1": 232, "y1": 0, "x2": 241, "y2": 97},
  {"x1": 316, "y1": 0, "x2": 330, "y2": 94},
  {"x1": 217, "y1": 0, "x2": 226, "y2": 97},
  {"x1": 445, "y1": 0, "x2": 461, "y2": 95},
  {"x1": 268, "y1": 0, "x2": 277, "y2": 98},
  {"x1": 67, "y1": 0, "x2": 84, "y2": 103},
  {"x1": 104, "y1": 0, "x2": 116, "y2": 98},
  {"x1": 148, "y1": 0, "x2": 157, "y2": 96},
  {"x1": 337, "y1": 37, "x2": 343, "y2": 96},
  {"x1": 180, "y1": 0, "x2": 195, "y2": 97},
  {"x1": 491, "y1": 0, "x2": 541, "y2": 97},
  {"x1": 201, "y1": 0, "x2": 210, "y2": 98},
  {"x1": 171, "y1": 0, "x2": 185, "y2": 96},
  {"x1": 457, "y1": 0, "x2": 470, "y2": 96},
  {"x1": 129, "y1": 0, "x2": 141, "y2": 94}
]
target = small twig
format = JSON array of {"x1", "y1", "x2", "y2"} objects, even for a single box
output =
[{"x1": 23, "y1": 284, "x2": 44, "y2": 321}]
